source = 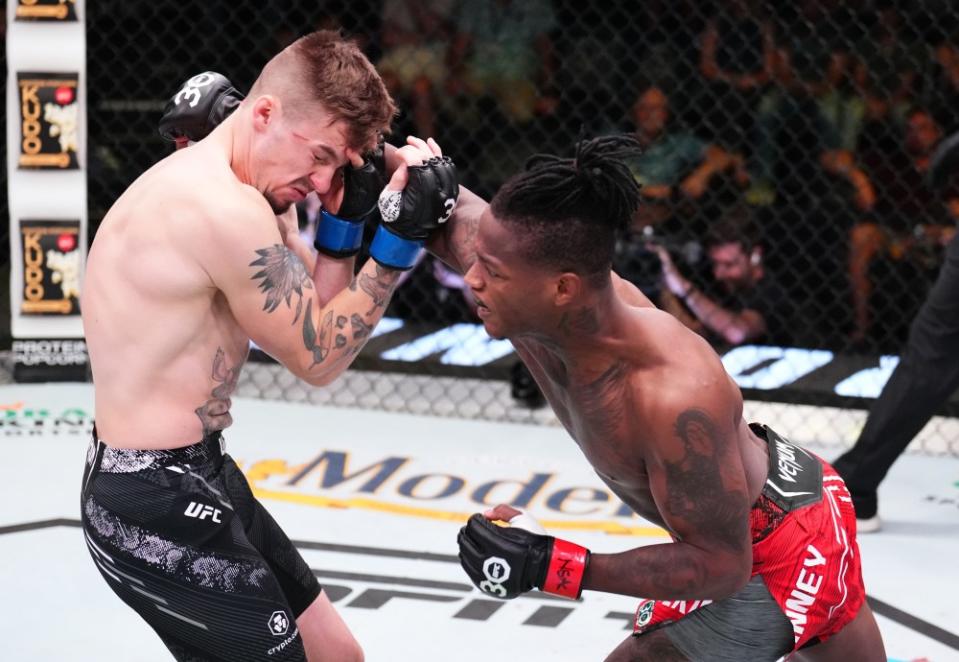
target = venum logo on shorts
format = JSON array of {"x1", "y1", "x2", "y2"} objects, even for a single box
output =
[
  {"x1": 479, "y1": 556, "x2": 511, "y2": 598},
  {"x1": 774, "y1": 439, "x2": 808, "y2": 485},
  {"x1": 268, "y1": 610, "x2": 290, "y2": 637}
]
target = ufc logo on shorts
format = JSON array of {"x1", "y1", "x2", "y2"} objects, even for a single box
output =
[
  {"x1": 174, "y1": 73, "x2": 216, "y2": 108},
  {"x1": 479, "y1": 556, "x2": 511, "y2": 598},
  {"x1": 184, "y1": 501, "x2": 222, "y2": 523}
]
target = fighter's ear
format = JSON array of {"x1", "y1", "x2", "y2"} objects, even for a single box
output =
[
  {"x1": 554, "y1": 272, "x2": 583, "y2": 307},
  {"x1": 250, "y1": 95, "x2": 278, "y2": 132}
]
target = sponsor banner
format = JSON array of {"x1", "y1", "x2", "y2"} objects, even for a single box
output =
[
  {"x1": 0, "y1": 389, "x2": 91, "y2": 436},
  {"x1": 224, "y1": 397, "x2": 669, "y2": 540},
  {"x1": 11, "y1": 338, "x2": 88, "y2": 383},
  {"x1": 17, "y1": 71, "x2": 80, "y2": 169},
  {"x1": 0, "y1": 383, "x2": 93, "y2": 437},
  {"x1": 19, "y1": 219, "x2": 81, "y2": 316},
  {"x1": 15, "y1": 0, "x2": 77, "y2": 21}
]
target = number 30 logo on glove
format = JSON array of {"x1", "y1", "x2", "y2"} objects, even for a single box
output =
[
  {"x1": 479, "y1": 556, "x2": 511, "y2": 598},
  {"x1": 173, "y1": 72, "x2": 216, "y2": 109},
  {"x1": 439, "y1": 197, "x2": 455, "y2": 224}
]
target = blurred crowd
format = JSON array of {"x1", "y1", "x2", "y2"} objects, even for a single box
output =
[{"x1": 79, "y1": 0, "x2": 959, "y2": 356}]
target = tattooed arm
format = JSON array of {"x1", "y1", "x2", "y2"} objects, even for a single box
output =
[
  {"x1": 374, "y1": 140, "x2": 488, "y2": 276},
  {"x1": 426, "y1": 185, "x2": 488, "y2": 274},
  {"x1": 201, "y1": 191, "x2": 402, "y2": 386},
  {"x1": 583, "y1": 381, "x2": 753, "y2": 600}
]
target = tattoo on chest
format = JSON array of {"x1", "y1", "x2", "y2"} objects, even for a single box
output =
[
  {"x1": 575, "y1": 362, "x2": 628, "y2": 442},
  {"x1": 195, "y1": 347, "x2": 240, "y2": 436},
  {"x1": 249, "y1": 245, "x2": 313, "y2": 323},
  {"x1": 663, "y1": 409, "x2": 748, "y2": 553}
]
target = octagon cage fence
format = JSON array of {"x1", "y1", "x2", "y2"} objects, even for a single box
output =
[{"x1": 5, "y1": 0, "x2": 959, "y2": 457}]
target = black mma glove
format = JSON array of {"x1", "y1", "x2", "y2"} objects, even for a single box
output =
[
  {"x1": 929, "y1": 129, "x2": 959, "y2": 189},
  {"x1": 314, "y1": 146, "x2": 387, "y2": 259},
  {"x1": 369, "y1": 155, "x2": 459, "y2": 270},
  {"x1": 457, "y1": 512, "x2": 590, "y2": 601},
  {"x1": 158, "y1": 71, "x2": 244, "y2": 143}
]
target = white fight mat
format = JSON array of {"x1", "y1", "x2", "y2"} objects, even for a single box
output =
[{"x1": 1, "y1": 383, "x2": 956, "y2": 661}]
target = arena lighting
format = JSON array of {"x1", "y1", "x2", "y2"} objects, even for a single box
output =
[
  {"x1": 720, "y1": 345, "x2": 834, "y2": 389},
  {"x1": 834, "y1": 356, "x2": 901, "y2": 398},
  {"x1": 379, "y1": 322, "x2": 514, "y2": 365},
  {"x1": 369, "y1": 316, "x2": 405, "y2": 338},
  {"x1": 382, "y1": 324, "x2": 902, "y2": 396},
  {"x1": 255, "y1": 319, "x2": 900, "y2": 397}
]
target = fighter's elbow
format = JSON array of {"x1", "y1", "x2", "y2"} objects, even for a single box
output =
[
  {"x1": 301, "y1": 368, "x2": 340, "y2": 388},
  {"x1": 712, "y1": 556, "x2": 752, "y2": 600},
  {"x1": 729, "y1": 562, "x2": 753, "y2": 595},
  {"x1": 285, "y1": 359, "x2": 343, "y2": 387}
]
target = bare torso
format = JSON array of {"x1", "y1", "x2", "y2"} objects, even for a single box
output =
[
  {"x1": 83, "y1": 146, "x2": 252, "y2": 449},
  {"x1": 512, "y1": 308, "x2": 770, "y2": 534}
]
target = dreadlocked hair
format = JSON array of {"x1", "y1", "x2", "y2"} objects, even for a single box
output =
[{"x1": 490, "y1": 135, "x2": 643, "y2": 287}]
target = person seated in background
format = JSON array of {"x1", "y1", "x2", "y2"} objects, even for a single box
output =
[
  {"x1": 852, "y1": 6, "x2": 920, "y2": 130},
  {"x1": 628, "y1": 85, "x2": 749, "y2": 230},
  {"x1": 377, "y1": 0, "x2": 454, "y2": 139},
  {"x1": 848, "y1": 108, "x2": 959, "y2": 345},
  {"x1": 649, "y1": 205, "x2": 791, "y2": 347},
  {"x1": 750, "y1": 0, "x2": 867, "y2": 207},
  {"x1": 928, "y1": 30, "x2": 959, "y2": 135},
  {"x1": 697, "y1": 0, "x2": 774, "y2": 154},
  {"x1": 445, "y1": 0, "x2": 558, "y2": 128}
]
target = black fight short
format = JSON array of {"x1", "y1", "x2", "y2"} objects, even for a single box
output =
[{"x1": 80, "y1": 429, "x2": 321, "y2": 661}]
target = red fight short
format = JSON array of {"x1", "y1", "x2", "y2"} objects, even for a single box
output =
[{"x1": 632, "y1": 424, "x2": 866, "y2": 660}]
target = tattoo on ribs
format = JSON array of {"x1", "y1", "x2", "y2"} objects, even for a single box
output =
[
  {"x1": 249, "y1": 245, "x2": 313, "y2": 323},
  {"x1": 663, "y1": 408, "x2": 748, "y2": 553},
  {"x1": 194, "y1": 347, "x2": 240, "y2": 436}
]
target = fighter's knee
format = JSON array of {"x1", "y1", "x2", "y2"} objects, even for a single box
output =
[
  {"x1": 311, "y1": 638, "x2": 363, "y2": 662},
  {"x1": 604, "y1": 630, "x2": 688, "y2": 662},
  {"x1": 343, "y1": 641, "x2": 364, "y2": 662}
]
